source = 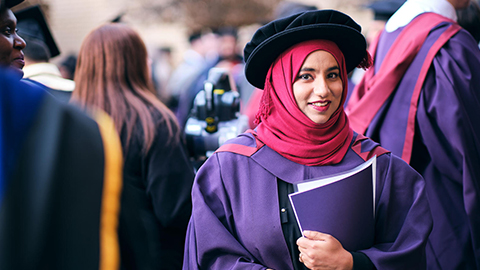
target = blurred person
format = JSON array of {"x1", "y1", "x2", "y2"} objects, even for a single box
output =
[
  {"x1": 16, "y1": 5, "x2": 75, "y2": 102},
  {"x1": 1, "y1": 3, "x2": 123, "y2": 268},
  {"x1": 0, "y1": 0, "x2": 25, "y2": 79},
  {"x1": 273, "y1": 1, "x2": 317, "y2": 20},
  {"x1": 71, "y1": 23, "x2": 194, "y2": 270},
  {"x1": 364, "y1": 0, "x2": 407, "y2": 47},
  {"x1": 1, "y1": 3, "x2": 123, "y2": 269},
  {"x1": 58, "y1": 53, "x2": 77, "y2": 80},
  {"x1": 0, "y1": 65, "x2": 123, "y2": 270},
  {"x1": 347, "y1": 0, "x2": 406, "y2": 103},
  {"x1": 346, "y1": 0, "x2": 480, "y2": 268},
  {"x1": 166, "y1": 31, "x2": 208, "y2": 113},
  {"x1": 201, "y1": 30, "x2": 220, "y2": 64},
  {"x1": 151, "y1": 46, "x2": 174, "y2": 104},
  {"x1": 174, "y1": 30, "x2": 221, "y2": 128},
  {"x1": 215, "y1": 26, "x2": 254, "y2": 107},
  {"x1": 457, "y1": 0, "x2": 480, "y2": 43},
  {"x1": 215, "y1": 27, "x2": 242, "y2": 69},
  {"x1": 183, "y1": 9, "x2": 431, "y2": 270}
]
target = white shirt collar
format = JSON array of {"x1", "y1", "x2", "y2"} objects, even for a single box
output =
[
  {"x1": 385, "y1": 0, "x2": 457, "y2": 32},
  {"x1": 23, "y1": 62, "x2": 62, "y2": 78}
]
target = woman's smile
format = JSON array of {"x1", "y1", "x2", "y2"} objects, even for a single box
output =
[{"x1": 309, "y1": 100, "x2": 331, "y2": 112}]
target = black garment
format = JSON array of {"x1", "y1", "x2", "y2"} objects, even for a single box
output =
[
  {"x1": 118, "y1": 109, "x2": 195, "y2": 270},
  {"x1": 277, "y1": 180, "x2": 375, "y2": 270},
  {"x1": 0, "y1": 85, "x2": 122, "y2": 270},
  {"x1": 278, "y1": 179, "x2": 309, "y2": 270}
]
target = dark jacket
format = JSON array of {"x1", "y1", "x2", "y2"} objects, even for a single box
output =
[{"x1": 118, "y1": 109, "x2": 194, "y2": 270}]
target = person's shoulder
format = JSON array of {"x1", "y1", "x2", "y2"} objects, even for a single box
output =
[
  {"x1": 151, "y1": 107, "x2": 178, "y2": 125},
  {"x1": 447, "y1": 27, "x2": 480, "y2": 50},
  {"x1": 44, "y1": 96, "x2": 109, "y2": 146},
  {"x1": 434, "y1": 26, "x2": 480, "y2": 78},
  {"x1": 213, "y1": 132, "x2": 262, "y2": 159},
  {"x1": 0, "y1": 71, "x2": 97, "y2": 137},
  {"x1": 1, "y1": 73, "x2": 46, "y2": 110},
  {"x1": 354, "y1": 137, "x2": 420, "y2": 178},
  {"x1": 350, "y1": 133, "x2": 390, "y2": 162},
  {"x1": 221, "y1": 132, "x2": 258, "y2": 149},
  {"x1": 227, "y1": 132, "x2": 257, "y2": 146}
]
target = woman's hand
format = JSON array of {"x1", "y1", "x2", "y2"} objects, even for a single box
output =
[{"x1": 297, "y1": 230, "x2": 353, "y2": 270}]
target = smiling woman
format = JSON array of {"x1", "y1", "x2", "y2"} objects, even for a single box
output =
[
  {"x1": 0, "y1": 0, "x2": 26, "y2": 78},
  {"x1": 183, "y1": 9, "x2": 433, "y2": 270},
  {"x1": 292, "y1": 43, "x2": 343, "y2": 125}
]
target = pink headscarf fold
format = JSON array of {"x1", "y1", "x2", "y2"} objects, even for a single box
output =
[{"x1": 255, "y1": 40, "x2": 353, "y2": 166}]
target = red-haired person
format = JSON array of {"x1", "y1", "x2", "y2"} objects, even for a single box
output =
[{"x1": 71, "y1": 23, "x2": 194, "y2": 270}]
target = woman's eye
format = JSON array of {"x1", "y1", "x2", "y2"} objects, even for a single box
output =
[
  {"x1": 2, "y1": 27, "x2": 12, "y2": 35},
  {"x1": 298, "y1": 74, "x2": 311, "y2": 80},
  {"x1": 328, "y1": 73, "x2": 339, "y2": 79}
]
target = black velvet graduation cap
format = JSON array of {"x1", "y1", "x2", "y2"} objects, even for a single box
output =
[
  {"x1": 244, "y1": 9, "x2": 368, "y2": 89},
  {"x1": 366, "y1": 0, "x2": 406, "y2": 21},
  {"x1": 15, "y1": 5, "x2": 60, "y2": 58}
]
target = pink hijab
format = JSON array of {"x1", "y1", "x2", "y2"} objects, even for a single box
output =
[{"x1": 255, "y1": 40, "x2": 353, "y2": 166}]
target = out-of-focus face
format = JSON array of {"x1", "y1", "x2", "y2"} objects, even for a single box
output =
[
  {"x1": 0, "y1": 8, "x2": 26, "y2": 77},
  {"x1": 448, "y1": 0, "x2": 471, "y2": 9},
  {"x1": 201, "y1": 32, "x2": 220, "y2": 58},
  {"x1": 293, "y1": 50, "x2": 343, "y2": 124},
  {"x1": 219, "y1": 35, "x2": 238, "y2": 60}
]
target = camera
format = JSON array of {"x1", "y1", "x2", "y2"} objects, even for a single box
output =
[{"x1": 184, "y1": 68, "x2": 249, "y2": 164}]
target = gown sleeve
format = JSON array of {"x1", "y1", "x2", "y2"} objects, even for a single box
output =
[
  {"x1": 183, "y1": 153, "x2": 269, "y2": 270},
  {"x1": 361, "y1": 153, "x2": 432, "y2": 270},
  {"x1": 144, "y1": 118, "x2": 195, "y2": 268},
  {"x1": 415, "y1": 29, "x2": 480, "y2": 266}
]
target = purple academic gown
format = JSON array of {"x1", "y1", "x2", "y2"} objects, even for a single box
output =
[
  {"x1": 364, "y1": 22, "x2": 480, "y2": 270},
  {"x1": 183, "y1": 132, "x2": 432, "y2": 270}
]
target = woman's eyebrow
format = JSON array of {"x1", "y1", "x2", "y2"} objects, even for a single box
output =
[
  {"x1": 299, "y1": 66, "x2": 340, "y2": 72},
  {"x1": 299, "y1": 67, "x2": 315, "y2": 72},
  {"x1": 327, "y1": 66, "x2": 340, "y2": 71},
  {"x1": 0, "y1": 18, "x2": 14, "y2": 26}
]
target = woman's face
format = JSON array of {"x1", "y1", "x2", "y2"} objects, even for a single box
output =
[
  {"x1": 293, "y1": 50, "x2": 343, "y2": 124},
  {"x1": 0, "y1": 8, "x2": 26, "y2": 76}
]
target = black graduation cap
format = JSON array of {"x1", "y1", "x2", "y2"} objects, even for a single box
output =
[
  {"x1": 366, "y1": 0, "x2": 406, "y2": 21},
  {"x1": 244, "y1": 9, "x2": 367, "y2": 89},
  {"x1": 110, "y1": 12, "x2": 124, "y2": 23},
  {"x1": 15, "y1": 5, "x2": 60, "y2": 58},
  {"x1": 4, "y1": 0, "x2": 24, "y2": 8}
]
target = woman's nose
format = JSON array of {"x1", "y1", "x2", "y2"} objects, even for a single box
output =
[
  {"x1": 14, "y1": 35, "x2": 26, "y2": 50},
  {"x1": 313, "y1": 78, "x2": 329, "y2": 98}
]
